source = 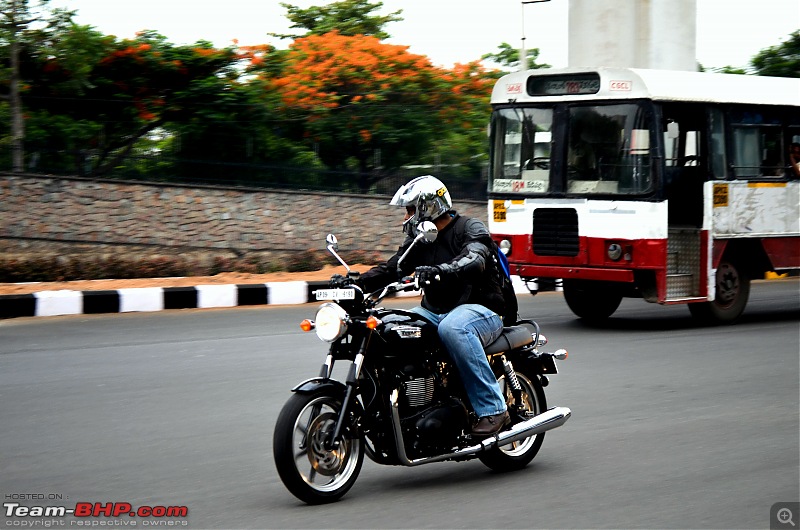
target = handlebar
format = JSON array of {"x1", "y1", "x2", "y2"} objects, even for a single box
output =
[
  {"x1": 366, "y1": 276, "x2": 420, "y2": 307},
  {"x1": 327, "y1": 274, "x2": 432, "y2": 309}
]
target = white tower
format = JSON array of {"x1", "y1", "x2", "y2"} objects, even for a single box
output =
[{"x1": 568, "y1": 0, "x2": 697, "y2": 71}]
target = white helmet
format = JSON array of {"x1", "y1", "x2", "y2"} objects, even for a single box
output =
[{"x1": 390, "y1": 175, "x2": 452, "y2": 237}]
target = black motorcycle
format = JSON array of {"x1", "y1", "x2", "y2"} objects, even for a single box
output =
[{"x1": 273, "y1": 222, "x2": 571, "y2": 504}]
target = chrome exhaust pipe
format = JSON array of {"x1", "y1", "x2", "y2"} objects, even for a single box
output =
[
  {"x1": 389, "y1": 389, "x2": 571, "y2": 466},
  {"x1": 482, "y1": 407, "x2": 571, "y2": 450}
]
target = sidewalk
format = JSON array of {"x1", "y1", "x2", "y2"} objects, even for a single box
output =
[{"x1": 0, "y1": 275, "x2": 538, "y2": 320}]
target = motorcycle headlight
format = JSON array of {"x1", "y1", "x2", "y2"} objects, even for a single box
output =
[{"x1": 314, "y1": 303, "x2": 349, "y2": 343}]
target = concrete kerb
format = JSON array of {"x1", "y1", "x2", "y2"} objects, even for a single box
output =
[{"x1": 0, "y1": 276, "x2": 540, "y2": 320}]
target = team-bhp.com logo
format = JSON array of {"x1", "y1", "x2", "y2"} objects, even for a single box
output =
[{"x1": 4, "y1": 501, "x2": 188, "y2": 526}]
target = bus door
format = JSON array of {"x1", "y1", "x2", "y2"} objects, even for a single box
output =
[{"x1": 661, "y1": 104, "x2": 713, "y2": 301}]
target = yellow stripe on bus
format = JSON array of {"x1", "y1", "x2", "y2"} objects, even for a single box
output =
[{"x1": 747, "y1": 182, "x2": 787, "y2": 188}]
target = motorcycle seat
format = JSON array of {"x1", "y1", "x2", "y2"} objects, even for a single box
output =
[{"x1": 484, "y1": 325, "x2": 534, "y2": 355}]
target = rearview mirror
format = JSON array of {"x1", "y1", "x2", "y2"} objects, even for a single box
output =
[
  {"x1": 325, "y1": 233, "x2": 339, "y2": 251},
  {"x1": 396, "y1": 221, "x2": 439, "y2": 273},
  {"x1": 325, "y1": 233, "x2": 350, "y2": 272},
  {"x1": 417, "y1": 221, "x2": 438, "y2": 243}
]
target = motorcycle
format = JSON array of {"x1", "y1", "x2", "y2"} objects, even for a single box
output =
[{"x1": 273, "y1": 222, "x2": 571, "y2": 504}]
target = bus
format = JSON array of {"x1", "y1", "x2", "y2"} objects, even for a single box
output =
[{"x1": 487, "y1": 67, "x2": 800, "y2": 323}]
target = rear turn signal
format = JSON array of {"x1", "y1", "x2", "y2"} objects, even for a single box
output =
[
  {"x1": 553, "y1": 349, "x2": 568, "y2": 360},
  {"x1": 300, "y1": 319, "x2": 315, "y2": 332}
]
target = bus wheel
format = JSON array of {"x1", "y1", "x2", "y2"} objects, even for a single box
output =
[
  {"x1": 688, "y1": 260, "x2": 750, "y2": 324},
  {"x1": 563, "y1": 280, "x2": 622, "y2": 321}
]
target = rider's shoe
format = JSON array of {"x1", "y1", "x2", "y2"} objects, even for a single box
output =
[{"x1": 471, "y1": 411, "x2": 510, "y2": 436}]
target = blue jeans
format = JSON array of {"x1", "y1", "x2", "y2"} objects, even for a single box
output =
[{"x1": 412, "y1": 304, "x2": 507, "y2": 418}]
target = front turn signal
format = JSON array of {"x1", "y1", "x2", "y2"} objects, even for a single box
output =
[
  {"x1": 365, "y1": 315, "x2": 381, "y2": 330},
  {"x1": 300, "y1": 319, "x2": 315, "y2": 332}
]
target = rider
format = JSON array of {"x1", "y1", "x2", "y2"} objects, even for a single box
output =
[{"x1": 354, "y1": 176, "x2": 510, "y2": 436}]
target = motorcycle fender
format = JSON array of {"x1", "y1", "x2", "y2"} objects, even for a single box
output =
[
  {"x1": 290, "y1": 378, "x2": 365, "y2": 417},
  {"x1": 291, "y1": 377, "x2": 347, "y2": 396}
]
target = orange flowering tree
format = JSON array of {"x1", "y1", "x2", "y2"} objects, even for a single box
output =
[{"x1": 266, "y1": 31, "x2": 454, "y2": 191}]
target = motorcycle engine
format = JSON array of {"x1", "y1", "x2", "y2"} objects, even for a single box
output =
[
  {"x1": 402, "y1": 376, "x2": 435, "y2": 408},
  {"x1": 400, "y1": 376, "x2": 468, "y2": 456}
]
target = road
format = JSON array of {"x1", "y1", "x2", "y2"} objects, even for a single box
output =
[{"x1": 1, "y1": 280, "x2": 798, "y2": 529}]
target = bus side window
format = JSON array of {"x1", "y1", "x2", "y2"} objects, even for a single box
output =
[
  {"x1": 732, "y1": 126, "x2": 783, "y2": 177},
  {"x1": 787, "y1": 128, "x2": 800, "y2": 179},
  {"x1": 710, "y1": 108, "x2": 727, "y2": 179},
  {"x1": 732, "y1": 127, "x2": 760, "y2": 177},
  {"x1": 730, "y1": 108, "x2": 785, "y2": 178}
]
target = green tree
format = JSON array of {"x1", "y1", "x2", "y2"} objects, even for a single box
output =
[
  {"x1": 19, "y1": 28, "x2": 244, "y2": 177},
  {"x1": 271, "y1": 0, "x2": 403, "y2": 40},
  {"x1": 751, "y1": 30, "x2": 800, "y2": 78},
  {"x1": 9, "y1": 19, "x2": 113, "y2": 174},
  {"x1": 0, "y1": 0, "x2": 70, "y2": 171},
  {"x1": 418, "y1": 61, "x2": 499, "y2": 188},
  {"x1": 481, "y1": 42, "x2": 550, "y2": 73},
  {"x1": 169, "y1": 44, "x2": 319, "y2": 183}
]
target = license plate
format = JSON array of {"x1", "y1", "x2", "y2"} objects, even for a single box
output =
[
  {"x1": 538, "y1": 355, "x2": 558, "y2": 374},
  {"x1": 315, "y1": 288, "x2": 356, "y2": 301}
]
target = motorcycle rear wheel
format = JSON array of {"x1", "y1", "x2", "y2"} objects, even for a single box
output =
[
  {"x1": 478, "y1": 371, "x2": 547, "y2": 472},
  {"x1": 273, "y1": 391, "x2": 364, "y2": 504}
]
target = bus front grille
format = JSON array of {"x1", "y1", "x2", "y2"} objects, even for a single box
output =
[{"x1": 533, "y1": 208, "x2": 579, "y2": 257}]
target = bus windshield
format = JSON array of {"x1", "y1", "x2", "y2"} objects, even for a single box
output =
[{"x1": 490, "y1": 102, "x2": 655, "y2": 196}]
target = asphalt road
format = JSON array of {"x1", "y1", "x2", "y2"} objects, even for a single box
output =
[{"x1": 1, "y1": 280, "x2": 798, "y2": 529}]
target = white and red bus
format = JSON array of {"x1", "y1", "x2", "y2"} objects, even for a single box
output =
[{"x1": 487, "y1": 67, "x2": 800, "y2": 323}]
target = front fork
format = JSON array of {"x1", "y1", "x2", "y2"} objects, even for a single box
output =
[{"x1": 325, "y1": 335, "x2": 369, "y2": 450}]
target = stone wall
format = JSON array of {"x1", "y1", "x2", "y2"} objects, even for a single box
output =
[{"x1": 0, "y1": 174, "x2": 488, "y2": 263}]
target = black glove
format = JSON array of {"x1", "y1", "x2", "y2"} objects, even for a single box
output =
[
  {"x1": 328, "y1": 274, "x2": 360, "y2": 289},
  {"x1": 414, "y1": 265, "x2": 441, "y2": 285},
  {"x1": 329, "y1": 274, "x2": 354, "y2": 288}
]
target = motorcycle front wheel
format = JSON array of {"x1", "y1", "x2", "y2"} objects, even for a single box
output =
[
  {"x1": 478, "y1": 371, "x2": 547, "y2": 472},
  {"x1": 273, "y1": 391, "x2": 364, "y2": 504}
]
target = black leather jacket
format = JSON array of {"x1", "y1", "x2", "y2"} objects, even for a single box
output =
[{"x1": 360, "y1": 212, "x2": 504, "y2": 316}]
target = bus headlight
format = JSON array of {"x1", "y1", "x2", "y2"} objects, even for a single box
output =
[
  {"x1": 314, "y1": 303, "x2": 348, "y2": 342},
  {"x1": 499, "y1": 239, "x2": 512, "y2": 256},
  {"x1": 607, "y1": 243, "x2": 623, "y2": 261}
]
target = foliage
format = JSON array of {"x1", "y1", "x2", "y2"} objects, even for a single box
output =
[
  {"x1": 267, "y1": 31, "x2": 453, "y2": 191},
  {"x1": 0, "y1": 255, "x2": 196, "y2": 282},
  {"x1": 3, "y1": 0, "x2": 792, "y2": 195},
  {"x1": 481, "y1": 42, "x2": 550, "y2": 72},
  {"x1": 708, "y1": 65, "x2": 748, "y2": 75},
  {"x1": 0, "y1": 0, "x2": 69, "y2": 172},
  {"x1": 32, "y1": 31, "x2": 243, "y2": 176},
  {"x1": 751, "y1": 30, "x2": 800, "y2": 78},
  {"x1": 271, "y1": 0, "x2": 403, "y2": 40},
  {"x1": 418, "y1": 61, "x2": 500, "y2": 184},
  {"x1": 0, "y1": 249, "x2": 383, "y2": 281}
]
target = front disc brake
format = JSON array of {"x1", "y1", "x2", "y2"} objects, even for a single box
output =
[{"x1": 306, "y1": 412, "x2": 349, "y2": 476}]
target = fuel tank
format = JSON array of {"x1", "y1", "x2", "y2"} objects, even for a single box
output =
[{"x1": 373, "y1": 309, "x2": 442, "y2": 360}]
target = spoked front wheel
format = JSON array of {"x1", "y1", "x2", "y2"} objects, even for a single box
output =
[
  {"x1": 273, "y1": 391, "x2": 364, "y2": 504},
  {"x1": 478, "y1": 370, "x2": 547, "y2": 472}
]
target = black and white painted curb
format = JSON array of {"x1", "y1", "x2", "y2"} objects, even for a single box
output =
[{"x1": 0, "y1": 276, "x2": 559, "y2": 319}]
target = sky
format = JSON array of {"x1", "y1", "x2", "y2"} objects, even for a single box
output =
[{"x1": 48, "y1": 0, "x2": 799, "y2": 71}]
